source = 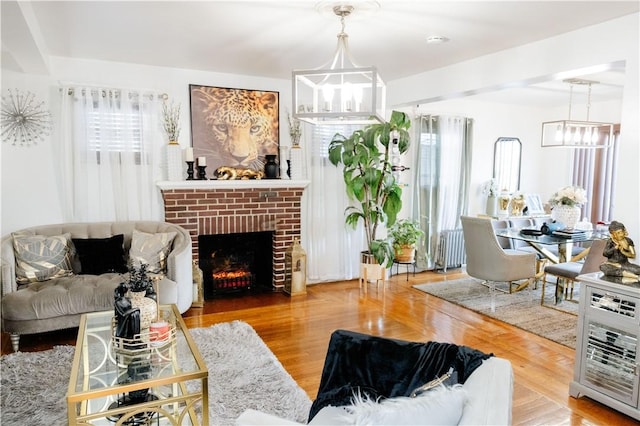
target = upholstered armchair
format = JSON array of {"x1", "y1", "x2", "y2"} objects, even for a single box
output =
[{"x1": 461, "y1": 216, "x2": 537, "y2": 300}]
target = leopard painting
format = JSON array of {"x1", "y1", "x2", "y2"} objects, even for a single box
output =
[{"x1": 191, "y1": 86, "x2": 279, "y2": 172}]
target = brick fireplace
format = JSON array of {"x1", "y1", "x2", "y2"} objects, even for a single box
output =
[{"x1": 157, "y1": 180, "x2": 309, "y2": 291}]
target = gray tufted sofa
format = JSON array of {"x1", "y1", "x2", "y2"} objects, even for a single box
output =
[{"x1": 1, "y1": 221, "x2": 192, "y2": 352}]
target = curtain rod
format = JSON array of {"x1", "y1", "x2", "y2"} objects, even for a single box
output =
[{"x1": 58, "y1": 81, "x2": 168, "y2": 99}]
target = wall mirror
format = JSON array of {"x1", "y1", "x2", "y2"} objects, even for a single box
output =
[{"x1": 493, "y1": 137, "x2": 521, "y2": 193}]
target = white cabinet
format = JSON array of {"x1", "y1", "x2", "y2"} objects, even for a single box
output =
[{"x1": 570, "y1": 272, "x2": 640, "y2": 420}]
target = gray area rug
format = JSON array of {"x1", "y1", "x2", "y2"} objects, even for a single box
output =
[
  {"x1": 0, "y1": 320, "x2": 311, "y2": 425},
  {"x1": 413, "y1": 278, "x2": 578, "y2": 348}
]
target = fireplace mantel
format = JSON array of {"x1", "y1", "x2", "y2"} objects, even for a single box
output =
[{"x1": 157, "y1": 179, "x2": 310, "y2": 191}]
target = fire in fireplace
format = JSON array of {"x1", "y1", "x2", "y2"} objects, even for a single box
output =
[{"x1": 198, "y1": 231, "x2": 274, "y2": 298}]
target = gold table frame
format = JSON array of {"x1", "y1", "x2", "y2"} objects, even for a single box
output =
[{"x1": 67, "y1": 304, "x2": 209, "y2": 425}]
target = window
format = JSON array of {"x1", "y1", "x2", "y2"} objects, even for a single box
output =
[
  {"x1": 572, "y1": 125, "x2": 620, "y2": 223},
  {"x1": 84, "y1": 91, "x2": 145, "y2": 164}
]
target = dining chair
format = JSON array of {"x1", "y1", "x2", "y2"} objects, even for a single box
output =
[
  {"x1": 540, "y1": 238, "x2": 607, "y2": 304},
  {"x1": 461, "y1": 216, "x2": 538, "y2": 301}
]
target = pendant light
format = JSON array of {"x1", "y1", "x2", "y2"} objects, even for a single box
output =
[
  {"x1": 292, "y1": 4, "x2": 385, "y2": 125},
  {"x1": 541, "y1": 79, "x2": 613, "y2": 148}
]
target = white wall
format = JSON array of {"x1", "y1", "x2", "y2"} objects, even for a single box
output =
[{"x1": 1, "y1": 71, "x2": 64, "y2": 234}]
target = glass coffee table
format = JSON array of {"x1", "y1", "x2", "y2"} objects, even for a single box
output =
[{"x1": 67, "y1": 304, "x2": 209, "y2": 425}]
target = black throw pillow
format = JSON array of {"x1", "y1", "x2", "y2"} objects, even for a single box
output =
[{"x1": 72, "y1": 234, "x2": 127, "y2": 275}]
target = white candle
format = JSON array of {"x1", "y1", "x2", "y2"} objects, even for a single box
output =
[
  {"x1": 198, "y1": 156, "x2": 206, "y2": 166},
  {"x1": 185, "y1": 147, "x2": 194, "y2": 162}
]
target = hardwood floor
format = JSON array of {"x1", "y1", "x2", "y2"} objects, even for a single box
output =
[{"x1": 2, "y1": 270, "x2": 637, "y2": 425}]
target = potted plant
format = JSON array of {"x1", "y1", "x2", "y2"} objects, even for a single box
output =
[
  {"x1": 328, "y1": 110, "x2": 411, "y2": 267},
  {"x1": 389, "y1": 219, "x2": 425, "y2": 263}
]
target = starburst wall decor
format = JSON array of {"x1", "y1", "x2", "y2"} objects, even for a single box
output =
[{"x1": 1, "y1": 89, "x2": 52, "y2": 147}]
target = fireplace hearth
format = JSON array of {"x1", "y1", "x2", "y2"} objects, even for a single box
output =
[{"x1": 199, "y1": 231, "x2": 273, "y2": 298}]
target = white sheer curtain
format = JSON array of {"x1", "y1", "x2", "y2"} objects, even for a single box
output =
[
  {"x1": 305, "y1": 123, "x2": 366, "y2": 283},
  {"x1": 572, "y1": 126, "x2": 619, "y2": 223},
  {"x1": 56, "y1": 86, "x2": 165, "y2": 222},
  {"x1": 413, "y1": 115, "x2": 472, "y2": 269}
]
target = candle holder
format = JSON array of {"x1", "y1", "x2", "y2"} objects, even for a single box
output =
[
  {"x1": 197, "y1": 165, "x2": 207, "y2": 180},
  {"x1": 186, "y1": 161, "x2": 195, "y2": 180}
]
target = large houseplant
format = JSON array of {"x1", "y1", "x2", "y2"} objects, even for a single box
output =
[
  {"x1": 389, "y1": 219, "x2": 425, "y2": 263},
  {"x1": 328, "y1": 111, "x2": 411, "y2": 267}
]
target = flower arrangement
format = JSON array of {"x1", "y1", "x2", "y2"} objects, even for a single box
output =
[
  {"x1": 127, "y1": 263, "x2": 154, "y2": 293},
  {"x1": 287, "y1": 112, "x2": 301, "y2": 146},
  {"x1": 162, "y1": 101, "x2": 181, "y2": 143},
  {"x1": 481, "y1": 179, "x2": 498, "y2": 197},
  {"x1": 548, "y1": 185, "x2": 587, "y2": 207}
]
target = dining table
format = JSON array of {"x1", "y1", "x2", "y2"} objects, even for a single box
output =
[
  {"x1": 495, "y1": 228, "x2": 608, "y2": 304},
  {"x1": 495, "y1": 228, "x2": 607, "y2": 264}
]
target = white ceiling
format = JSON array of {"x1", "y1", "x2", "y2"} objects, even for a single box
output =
[{"x1": 2, "y1": 0, "x2": 638, "y2": 106}]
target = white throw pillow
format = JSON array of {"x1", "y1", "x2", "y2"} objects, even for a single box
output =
[
  {"x1": 129, "y1": 230, "x2": 177, "y2": 274},
  {"x1": 342, "y1": 385, "x2": 467, "y2": 425}
]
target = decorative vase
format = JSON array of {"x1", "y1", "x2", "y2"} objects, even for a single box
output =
[
  {"x1": 166, "y1": 142, "x2": 182, "y2": 181},
  {"x1": 485, "y1": 195, "x2": 498, "y2": 217},
  {"x1": 264, "y1": 154, "x2": 278, "y2": 179},
  {"x1": 279, "y1": 146, "x2": 290, "y2": 179},
  {"x1": 290, "y1": 146, "x2": 305, "y2": 180},
  {"x1": 551, "y1": 205, "x2": 581, "y2": 229},
  {"x1": 129, "y1": 291, "x2": 157, "y2": 330}
]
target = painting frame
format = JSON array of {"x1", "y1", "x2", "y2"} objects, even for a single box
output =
[
  {"x1": 189, "y1": 84, "x2": 279, "y2": 175},
  {"x1": 525, "y1": 193, "x2": 545, "y2": 215}
]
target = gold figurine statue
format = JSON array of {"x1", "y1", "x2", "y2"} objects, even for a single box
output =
[{"x1": 599, "y1": 221, "x2": 640, "y2": 283}]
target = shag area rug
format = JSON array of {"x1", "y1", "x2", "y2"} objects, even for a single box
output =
[
  {"x1": 0, "y1": 320, "x2": 311, "y2": 426},
  {"x1": 413, "y1": 278, "x2": 578, "y2": 349}
]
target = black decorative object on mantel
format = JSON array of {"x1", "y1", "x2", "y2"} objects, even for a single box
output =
[
  {"x1": 264, "y1": 154, "x2": 278, "y2": 179},
  {"x1": 287, "y1": 160, "x2": 291, "y2": 178},
  {"x1": 197, "y1": 165, "x2": 207, "y2": 180},
  {"x1": 186, "y1": 161, "x2": 195, "y2": 180}
]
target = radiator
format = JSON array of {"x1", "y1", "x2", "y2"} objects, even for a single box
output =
[{"x1": 435, "y1": 229, "x2": 466, "y2": 272}]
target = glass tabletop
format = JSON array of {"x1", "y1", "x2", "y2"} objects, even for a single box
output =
[
  {"x1": 496, "y1": 228, "x2": 606, "y2": 245},
  {"x1": 68, "y1": 304, "x2": 206, "y2": 400}
]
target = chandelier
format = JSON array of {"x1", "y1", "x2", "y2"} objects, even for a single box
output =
[
  {"x1": 292, "y1": 4, "x2": 385, "y2": 125},
  {"x1": 541, "y1": 79, "x2": 613, "y2": 148}
]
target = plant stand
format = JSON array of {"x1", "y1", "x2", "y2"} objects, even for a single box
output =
[
  {"x1": 359, "y1": 263, "x2": 386, "y2": 291},
  {"x1": 392, "y1": 259, "x2": 416, "y2": 281}
]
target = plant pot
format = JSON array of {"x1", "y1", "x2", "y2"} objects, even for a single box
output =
[
  {"x1": 394, "y1": 244, "x2": 416, "y2": 263},
  {"x1": 360, "y1": 251, "x2": 378, "y2": 265},
  {"x1": 359, "y1": 251, "x2": 386, "y2": 285}
]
